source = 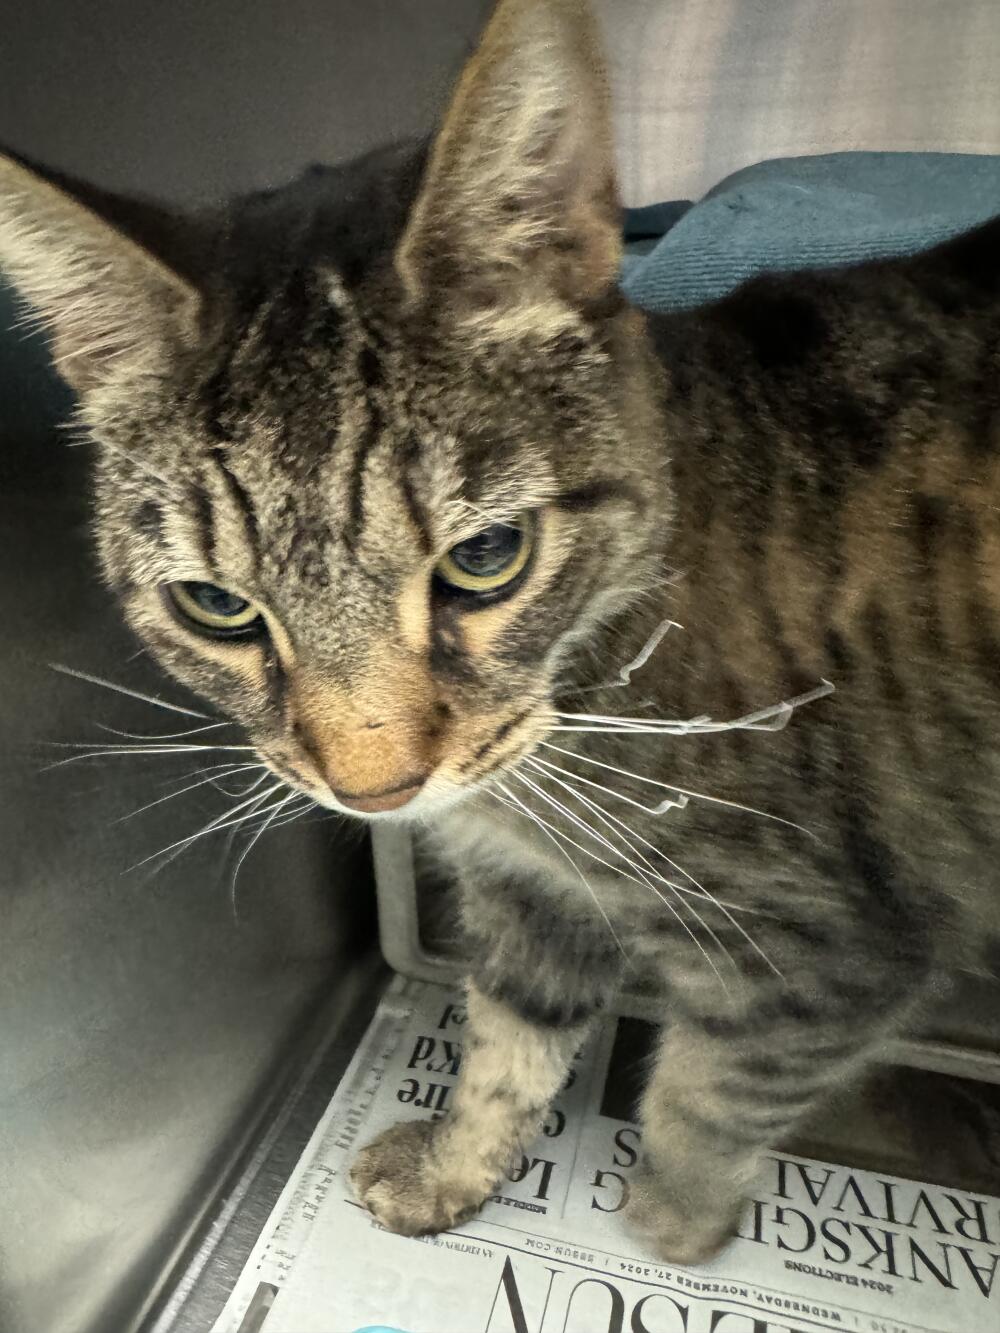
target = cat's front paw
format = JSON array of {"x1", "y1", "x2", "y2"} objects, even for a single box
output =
[
  {"x1": 350, "y1": 1119, "x2": 494, "y2": 1237},
  {"x1": 627, "y1": 1167, "x2": 741, "y2": 1266}
]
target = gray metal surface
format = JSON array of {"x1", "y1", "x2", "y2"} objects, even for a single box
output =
[
  {"x1": 146, "y1": 963, "x2": 388, "y2": 1333},
  {"x1": 0, "y1": 291, "x2": 375, "y2": 1333}
]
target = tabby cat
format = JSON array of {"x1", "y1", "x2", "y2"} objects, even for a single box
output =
[{"x1": 2, "y1": 0, "x2": 999, "y2": 1263}]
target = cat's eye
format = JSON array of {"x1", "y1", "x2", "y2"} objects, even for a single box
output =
[
  {"x1": 435, "y1": 513, "x2": 535, "y2": 595},
  {"x1": 166, "y1": 581, "x2": 265, "y2": 638}
]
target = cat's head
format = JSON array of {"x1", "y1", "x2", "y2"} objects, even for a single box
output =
[{"x1": 0, "y1": 0, "x2": 665, "y2": 819}]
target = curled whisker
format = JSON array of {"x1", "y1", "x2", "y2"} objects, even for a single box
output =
[
  {"x1": 507, "y1": 770, "x2": 729, "y2": 992},
  {"x1": 538, "y1": 741, "x2": 815, "y2": 838},
  {"x1": 524, "y1": 755, "x2": 782, "y2": 982},
  {"x1": 576, "y1": 617, "x2": 683, "y2": 694},
  {"x1": 553, "y1": 680, "x2": 834, "y2": 737}
]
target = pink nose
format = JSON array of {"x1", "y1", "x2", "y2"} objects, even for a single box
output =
[{"x1": 333, "y1": 778, "x2": 426, "y2": 813}]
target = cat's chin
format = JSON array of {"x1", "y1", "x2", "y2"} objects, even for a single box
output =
[{"x1": 312, "y1": 777, "x2": 476, "y2": 825}]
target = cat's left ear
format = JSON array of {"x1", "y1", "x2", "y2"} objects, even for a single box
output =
[
  {"x1": 0, "y1": 152, "x2": 201, "y2": 394},
  {"x1": 396, "y1": 0, "x2": 620, "y2": 326}
]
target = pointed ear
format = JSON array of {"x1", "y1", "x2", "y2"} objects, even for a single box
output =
[
  {"x1": 396, "y1": 0, "x2": 620, "y2": 324},
  {"x1": 0, "y1": 153, "x2": 201, "y2": 393}
]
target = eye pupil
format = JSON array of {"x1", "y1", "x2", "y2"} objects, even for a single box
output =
[
  {"x1": 187, "y1": 582, "x2": 249, "y2": 617},
  {"x1": 434, "y1": 512, "x2": 535, "y2": 597},
  {"x1": 448, "y1": 524, "x2": 523, "y2": 577},
  {"x1": 167, "y1": 580, "x2": 264, "y2": 637}
]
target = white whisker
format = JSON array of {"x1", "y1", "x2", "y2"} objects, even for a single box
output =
[
  {"x1": 114, "y1": 763, "x2": 265, "y2": 823},
  {"x1": 43, "y1": 742, "x2": 256, "y2": 770},
  {"x1": 229, "y1": 791, "x2": 300, "y2": 920},
  {"x1": 95, "y1": 720, "x2": 234, "y2": 742},
  {"x1": 554, "y1": 680, "x2": 834, "y2": 737},
  {"x1": 538, "y1": 742, "x2": 815, "y2": 837},
  {"x1": 525, "y1": 756, "x2": 782, "y2": 981},
  {"x1": 510, "y1": 770, "x2": 729, "y2": 991},
  {"x1": 48, "y1": 663, "x2": 212, "y2": 719},
  {"x1": 124, "y1": 783, "x2": 286, "y2": 873},
  {"x1": 492, "y1": 779, "x2": 629, "y2": 964}
]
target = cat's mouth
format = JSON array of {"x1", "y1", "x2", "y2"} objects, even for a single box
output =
[
  {"x1": 327, "y1": 774, "x2": 429, "y2": 815},
  {"x1": 257, "y1": 704, "x2": 550, "y2": 821}
]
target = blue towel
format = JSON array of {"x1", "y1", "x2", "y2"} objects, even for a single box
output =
[{"x1": 621, "y1": 151, "x2": 1000, "y2": 313}]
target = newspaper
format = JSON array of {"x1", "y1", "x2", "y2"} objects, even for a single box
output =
[{"x1": 211, "y1": 976, "x2": 999, "y2": 1333}]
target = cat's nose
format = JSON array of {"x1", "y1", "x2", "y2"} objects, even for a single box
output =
[{"x1": 331, "y1": 774, "x2": 427, "y2": 813}]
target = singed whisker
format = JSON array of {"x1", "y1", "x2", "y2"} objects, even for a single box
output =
[
  {"x1": 553, "y1": 680, "x2": 834, "y2": 737},
  {"x1": 575, "y1": 617, "x2": 682, "y2": 694},
  {"x1": 510, "y1": 770, "x2": 729, "y2": 992},
  {"x1": 524, "y1": 756, "x2": 782, "y2": 981},
  {"x1": 538, "y1": 742, "x2": 815, "y2": 837}
]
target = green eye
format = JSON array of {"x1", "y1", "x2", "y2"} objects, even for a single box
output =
[
  {"x1": 435, "y1": 513, "x2": 534, "y2": 594},
  {"x1": 167, "y1": 581, "x2": 264, "y2": 637}
]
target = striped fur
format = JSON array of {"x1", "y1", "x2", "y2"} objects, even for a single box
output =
[{"x1": 2, "y1": 0, "x2": 999, "y2": 1263}]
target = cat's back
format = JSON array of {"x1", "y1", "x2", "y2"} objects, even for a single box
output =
[
  {"x1": 651, "y1": 214, "x2": 1000, "y2": 466},
  {"x1": 641, "y1": 217, "x2": 1000, "y2": 921}
]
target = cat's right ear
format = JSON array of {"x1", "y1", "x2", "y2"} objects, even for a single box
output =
[{"x1": 0, "y1": 152, "x2": 201, "y2": 394}]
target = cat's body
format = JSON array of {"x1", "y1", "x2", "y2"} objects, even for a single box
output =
[{"x1": 2, "y1": 0, "x2": 998, "y2": 1263}]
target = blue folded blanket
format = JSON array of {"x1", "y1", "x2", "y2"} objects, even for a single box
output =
[{"x1": 621, "y1": 151, "x2": 1000, "y2": 313}]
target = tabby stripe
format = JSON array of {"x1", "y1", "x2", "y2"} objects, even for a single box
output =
[
  {"x1": 211, "y1": 447, "x2": 262, "y2": 571},
  {"x1": 670, "y1": 1102, "x2": 794, "y2": 1150},
  {"x1": 950, "y1": 506, "x2": 1000, "y2": 692},
  {"x1": 909, "y1": 494, "x2": 987, "y2": 796},
  {"x1": 863, "y1": 600, "x2": 921, "y2": 767},
  {"x1": 343, "y1": 399, "x2": 382, "y2": 553},
  {"x1": 555, "y1": 478, "x2": 644, "y2": 513},
  {"x1": 736, "y1": 1043, "x2": 858, "y2": 1080},
  {"x1": 263, "y1": 638, "x2": 287, "y2": 714},
  {"x1": 190, "y1": 481, "x2": 218, "y2": 574},
  {"x1": 429, "y1": 606, "x2": 477, "y2": 683},
  {"x1": 715, "y1": 1075, "x2": 826, "y2": 1109},
  {"x1": 673, "y1": 989, "x2": 825, "y2": 1040},
  {"x1": 483, "y1": 977, "x2": 595, "y2": 1030},
  {"x1": 133, "y1": 499, "x2": 165, "y2": 546},
  {"x1": 399, "y1": 432, "x2": 432, "y2": 555},
  {"x1": 458, "y1": 705, "x2": 535, "y2": 775}
]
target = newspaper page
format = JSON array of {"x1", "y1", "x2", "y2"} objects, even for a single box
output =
[{"x1": 211, "y1": 977, "x2": 999, "y2": 1333}]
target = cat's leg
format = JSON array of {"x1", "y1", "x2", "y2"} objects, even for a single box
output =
[
  {"x1": 351, "y1": 980, "x2": 591, "y2": 1235},
  {"x1": 630, "y1": 998, "x2": 914, "y2": 1264},
  {"x1": 351, "y1": 882, "x2": 620, "y2": 1236}
]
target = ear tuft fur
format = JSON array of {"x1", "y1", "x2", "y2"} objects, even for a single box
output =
[
  {"x1": 0, "y1": 154, "x2": 200, "y2": 393},
  {"x1": 396, "y1": 0, "x2": 620, "y2": 327}
]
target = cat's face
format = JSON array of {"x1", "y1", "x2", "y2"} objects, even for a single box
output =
[
  {"x1": 0, "y1": 0, "x2": 665, "y2": 819},
  {"x1": 91, "y1": 255, "x2": 662, "y2": 819}
]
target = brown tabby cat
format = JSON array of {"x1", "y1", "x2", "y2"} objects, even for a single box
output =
[{"x1": 2, "y1": 0, "x2": 999, "y2": 1264}]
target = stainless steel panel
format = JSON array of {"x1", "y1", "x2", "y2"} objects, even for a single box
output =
[{"x1": 0, "y1": 290, "x2": 378, "y2": 1333}]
